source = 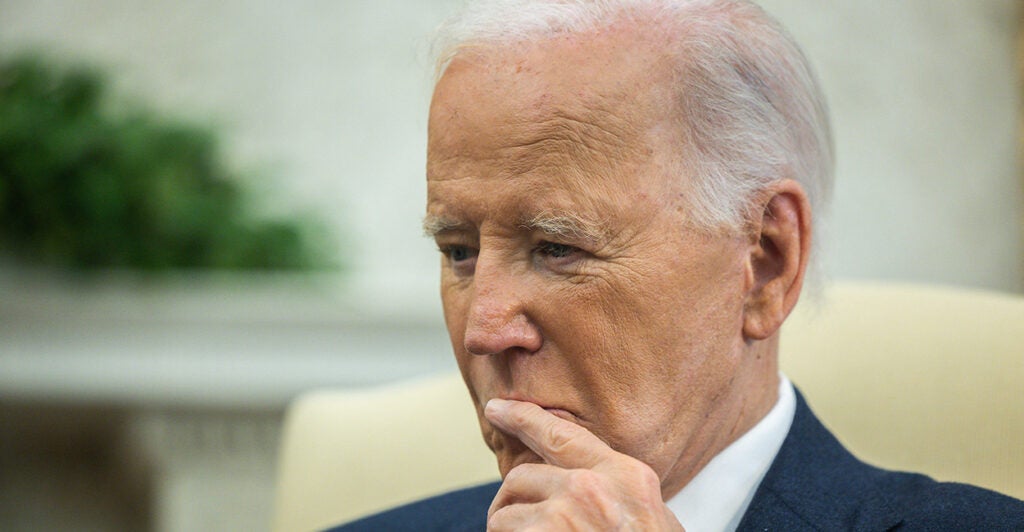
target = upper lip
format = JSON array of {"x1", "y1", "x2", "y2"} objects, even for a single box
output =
[
  {"x1": 493, "y1": 393, "x2": 581, "y2": 422},
  {"x1": 496, "y1": 392, "x2": 552, "y2": 408}
]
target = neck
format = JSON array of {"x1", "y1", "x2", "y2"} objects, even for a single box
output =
[{"x1": 660, "y1": 337, "x2": 781, "y2": 500}]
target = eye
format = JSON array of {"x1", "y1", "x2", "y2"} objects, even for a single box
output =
[
  {"x1": 450, "y1": 246, "x2": 474, "y2": 262},
  {"x1": 535, "y1": 241, "x2": 579, "y2": 259},
  {"x1": 438, "y1": 244, "x2": 477, "y2": 263}
]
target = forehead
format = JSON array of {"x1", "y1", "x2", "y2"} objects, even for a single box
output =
[
  {"x1": 429, "y1": 27, "x2": 672, "y2": 156},
  {"x1": 426, "y1": 28, "x2": 682, "y2": 221}
]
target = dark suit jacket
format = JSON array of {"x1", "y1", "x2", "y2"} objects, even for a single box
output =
[{"x1": 328, "y1": 391, "x2": 1024, "y2": 531}]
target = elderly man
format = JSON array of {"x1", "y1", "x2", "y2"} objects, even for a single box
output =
[{"x1": 331, "y1": 0, "x2": 1024, "y2": 530}]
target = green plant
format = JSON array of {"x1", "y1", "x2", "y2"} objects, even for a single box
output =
[{"x1": 0, "y1": 54, "x2": 338, "y2": 271}]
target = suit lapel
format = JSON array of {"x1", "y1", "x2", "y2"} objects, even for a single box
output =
[{"x1": 737, "y1": 389, "x2": 904, "y2": 531}]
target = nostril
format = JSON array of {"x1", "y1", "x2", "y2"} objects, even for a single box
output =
[
  {"x1": 463, "y1": 329, "x2": 493, "y2": 356},
  {"x1": 464, "y1": 338, "x2": 496, "y2": 357}
]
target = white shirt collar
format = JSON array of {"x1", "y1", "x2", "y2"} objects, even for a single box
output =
[{"x1": 665, "y1": 374, "x2": 796, "y2": 532}]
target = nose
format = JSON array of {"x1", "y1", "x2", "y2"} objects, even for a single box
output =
[{"x1": 462, "y1": 265, "x2": 542, "y2": 356}]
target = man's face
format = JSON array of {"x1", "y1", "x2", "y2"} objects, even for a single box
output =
[{"x1": 426, "y1": 31, "x2": 756, "y2": 490}]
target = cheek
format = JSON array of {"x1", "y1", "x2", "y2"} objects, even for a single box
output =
[
  {"x1": 440, "y1": 280, "x2": 469, "y2": 346},
  {"x1": 440, "y1": 285, "x2": 482, "y2": 402},
  {"x1": 533, "y1": 283, "x2": 650, "y2": 415},
  {"x1": 565, "y1": 253, "x2": 746, "y2": 414}
]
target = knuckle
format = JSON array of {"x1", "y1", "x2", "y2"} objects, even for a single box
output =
[
  {"x1": 503, "y1": 464, "x2": 525, "y2": 484},
  {"x1": 502, "y1": 462, "x2": 538, "y2": 485},
  {"x1": 619, "y1": 460, "x2": 667, "y2": 516},
  {"x1": 560, "y1": 473, "x2": 624, "y2": 526},
  {"x1": 542, "y1": 498, "x2": 573, "y2": 522},
  {"x1": 565, "y1": 468, "x2": 605, "y2": 502},
  {"x1": 487, "y1": 492, "x2": 506, "y2": 518},
  {"x1": 487, "y1": 507, "x2": 511, "y2": 531},
  {"x1": 543, "y1": 420, "x2": 576, "y2": 454},
  {"x1": 628, "y1": 460, "x2": 661, "y2": 489},
  {"x1": 617, "y1": 460, "x2": 664, "y2": 502}
]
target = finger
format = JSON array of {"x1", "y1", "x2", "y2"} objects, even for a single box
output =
[
  {"x1": 488, "y1": 463, "x2": 562, "y2": 518},
  {"x1": 486, "y1": 501, "x2": 543, "y2": 532},
  {"x1": 484, "y1": 398, "x2": 615, "y2": 469}
]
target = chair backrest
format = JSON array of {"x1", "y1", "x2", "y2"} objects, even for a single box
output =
[
  {"x1": 271, "y1": 281, "x2": 1024, "y2": 532},
  {"x1": 780, "y1": 281, "x2": 1024, "y2": 499},
  {"x1": 271, "y1": 372, "x2": 497, "y2": 532}
]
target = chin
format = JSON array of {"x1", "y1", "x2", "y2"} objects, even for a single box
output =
[
  {"x1": 496, "y1": 448, "x2": 545, "y2": 477},
  {"x1": 486, "y1": 428, "x2": 544, "y2": 477}
]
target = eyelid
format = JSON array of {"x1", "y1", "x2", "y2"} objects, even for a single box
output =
[
  {"x1": 432, "y1": 230, "x2": 478, "y2": 247},
  {"x1": 536, "y1": 240, "x2": 578, "y2": 252},
  {"x1": 533, "y1": 241, "x2": 589, "y2": 269},
  {"x1": 533, "y1": 234, "x2": 593, "y2": 256},
  {"x1": 437, "y1": 242, "x2": 478, "y2": 256}
]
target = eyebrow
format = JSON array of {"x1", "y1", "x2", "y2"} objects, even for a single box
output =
[
  {"x1": 421, "y1": 210, "x2": 607, "y2": 243},
  {"x1": 520, "y1": 211, "x2": 606, "y2": 244},
  {"x1": 422, "y1": 214, "x2": 466, "y2": 237}
]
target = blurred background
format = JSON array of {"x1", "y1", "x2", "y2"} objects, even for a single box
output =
[{"x1": 0, "y1": 1, "x2": 1021, "y2": 530}]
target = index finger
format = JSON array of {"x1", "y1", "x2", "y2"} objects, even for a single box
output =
[{"x1": 484, "y1": 398, "x2": 616, "y2": 469}]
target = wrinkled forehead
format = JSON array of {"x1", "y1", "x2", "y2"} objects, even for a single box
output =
[
  {"x1": 427, "y1": 27, "x2": 680, "y2": 165},
  {"x1": 424, "y1": 27, "x2": 701, "y2": 240}
]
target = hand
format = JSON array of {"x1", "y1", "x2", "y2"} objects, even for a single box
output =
[{"x1": 484, "y1": 398, "x2": 685, "y2": 531}]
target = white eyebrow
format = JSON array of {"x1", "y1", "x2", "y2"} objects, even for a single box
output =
[
  {"x1": 421, "y1": 214, "x2": 466, "y2": 237},
  {"x1": 422, "y1": 211, "x2": 606, "y2": 243},
  {"x1": 520, "y1": 211, "x2": 606, "y2": 243}
]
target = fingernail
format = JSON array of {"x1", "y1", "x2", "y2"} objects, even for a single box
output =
[
  {"x1": 485, "y1": 399, "x2": 513, "y2": 429},
  {"x1": 485, "y1": 398, "x2": 510, "y2": 417},
  {"x1": 481, "y1": 399, "x2": 509, "y2": 431}
]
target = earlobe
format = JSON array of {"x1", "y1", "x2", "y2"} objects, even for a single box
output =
[{"x1": 742, "y1": 180, "x2": 811, "y2": 341}]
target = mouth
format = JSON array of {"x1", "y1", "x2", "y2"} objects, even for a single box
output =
[
  {"x1": 542, "y1": 407, "x2": 581, "y2": 424},
  {"x1": 482, "y1": 400, "x2": 588, "y2": 476},
  {"x1": 488, "y1": 396, "x2": 583, "y2": 425}
]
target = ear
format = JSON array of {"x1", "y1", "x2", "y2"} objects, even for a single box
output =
[{"x1": 742, "y1": 179, "x2": 812, "y2": 341}]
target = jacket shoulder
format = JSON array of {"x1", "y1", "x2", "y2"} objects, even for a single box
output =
[
  {"x1": 323, "y1": 481, "x2": 500, "y2": 532},
  {"x1": 740, "y1": 389, "x2": 1024, "y2": 530},
  {"x1": 877, "y1": 474, "x2": 1024, "y2": 530}
]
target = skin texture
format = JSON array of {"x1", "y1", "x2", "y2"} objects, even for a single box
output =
[{"x1": 425, "y1": 21, "x2": 811, "y2": 531}]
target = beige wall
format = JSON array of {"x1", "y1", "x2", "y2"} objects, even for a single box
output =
[
  {"x1": 2, "y1": 0, "x2": 1020, "y2": 296},
  {"x1": 763, "y1": 0, "x2": 1023, "y2": 292},
  {"x1": 1, "y1": 3, "x2": 1020, "y2": 530}
]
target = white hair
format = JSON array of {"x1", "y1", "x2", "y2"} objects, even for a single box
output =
[{"x1": 432, "y1": 0, "x2": 834, "y2": 246}]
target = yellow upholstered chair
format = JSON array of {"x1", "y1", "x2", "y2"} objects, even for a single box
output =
[
  {"x1": 271, "y1": 372, "x2": 496, "y2": 532},
  {"x1": 271, "y1": 281, "x2": 1024, "y2": 532}
]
